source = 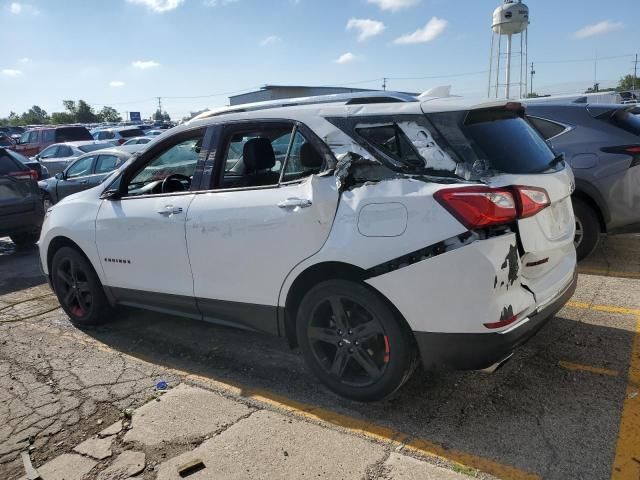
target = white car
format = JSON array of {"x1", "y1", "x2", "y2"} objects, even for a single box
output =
[
  {"x1": 39, "y1": 92, "x2": 577, "y2": 401},
  {"x1": 32, "y1": 141, "x2": 114, "y2": 176}
]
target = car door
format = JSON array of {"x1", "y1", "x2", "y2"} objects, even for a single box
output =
[
  {"x1": 56, "y1": 155, "x2": 97, "y2": 201},
  {"x1": 95, "y1": 127, "x2": 212, "y2": 317},
  {"x1": 15, "y1": 131, "x2": 39, "y2": 157},
  {"x1": 186, "y1": 121, "x2": 339, "y2": 334},
  {"x1": 41, "y1": 145, "x2": 73, "y2": 176}
]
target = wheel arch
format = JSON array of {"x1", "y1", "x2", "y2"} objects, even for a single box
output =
[
  {"x1": 572, "y1": 180, "x2": 608, "y2": 233},
  {"x1": 47, "y1": 236, "x2": 91, "y2": 277},
  {"x1": 282, "y1": 261, "x2": 415, "y2": 349}
]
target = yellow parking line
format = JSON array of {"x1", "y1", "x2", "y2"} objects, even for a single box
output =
[
  {"x1": 565, "y1": 301, "x2": 640, "y2": 317},
  {"x1": 182, "y1": 373, "x2": 541, "y2": 480},
  {"x1": 558, "y1": 361, "x2": 619, "y2": 377},
  {"x1": 611, "y1": 315, "x2": 640, "y2": 480},
  {"x1": 578, "y1": 268, "x2": 640, "y2": 279}
]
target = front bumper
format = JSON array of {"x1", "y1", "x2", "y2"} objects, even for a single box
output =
[{"x1": 415, "y1": 270, "x2": 578, "y2": 371}]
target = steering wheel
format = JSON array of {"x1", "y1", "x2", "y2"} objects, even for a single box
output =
[{"x1": 161, "y1": 174, "x2": 191, "y2": 193}]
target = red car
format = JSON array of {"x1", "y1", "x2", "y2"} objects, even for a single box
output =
[{"x1": 15, "y1": 126, "x2": 93, "y2": 157}]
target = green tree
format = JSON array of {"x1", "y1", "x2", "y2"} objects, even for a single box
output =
[
  {"x1": 162, "y1": 112, "x2": 171, "y2": 122},
  {"x1": 153, "y1": 109, "x2": 164, "y2": 121},
  {"x1": 50, "y1": 111, "x2": 76, "y2": 125},
  {"x1": 21, "y1": 105, "x2": 49, "y2": 125},
  {"x1": 62, "y1": 100, "x2": 77, "y2": 116},
  {"x1": 616, "y1": 74, "x2": 638, "y2": 91},
  {"x1": 96, "y1": 106, "x2": 122, "y2": 123},
  {"x1": 75, "y1": 100, "x2": 97, "y2": 123}
]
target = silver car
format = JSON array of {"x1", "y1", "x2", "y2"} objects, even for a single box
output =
[
  {"x1": 32, "y1": 141, "x2": 114, "y2": 176},
  {"x1": 524, "y1": 102, "x2": 640, "y2": 259}
]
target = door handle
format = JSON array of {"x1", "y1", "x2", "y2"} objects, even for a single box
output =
[
  {"x1": 157, "y1": 206, "x2": 183, "y2": 216},
  {"x1": 277, "y1": 198, "x2": 312, "y2": 209},
  {"x1": 78, "y1": 180, "x2": 88, "y2": 184}
]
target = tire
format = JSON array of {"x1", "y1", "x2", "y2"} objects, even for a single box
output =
[
  {"x1": 51, "y1": 247, "x2": 112, "y2": 326},
  {"x1": 572, "y1": 198, "x2": 600, "y2": 261},
  {"x1": 10, "y1": 231, "x2": 40, "y2": 247},
  {"x1": 297, "y1": 279, "x2": 417, "y2": 402}
]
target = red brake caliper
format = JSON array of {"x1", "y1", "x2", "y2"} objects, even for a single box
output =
[{"x1": 383, "y1": 335, "x2": 390, "y2": 363}]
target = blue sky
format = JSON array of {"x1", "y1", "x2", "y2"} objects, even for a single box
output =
[{"x1": 1, "y1": 0, "x2": 638, "y2": 120}]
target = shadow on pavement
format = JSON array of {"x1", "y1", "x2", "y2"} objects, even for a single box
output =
[
  {"x1": 0, "y1": 240, "x2": 46, "y2": 296},
  {"x1": 83, "y1": 306, "x2": 634, "y2": 480}
]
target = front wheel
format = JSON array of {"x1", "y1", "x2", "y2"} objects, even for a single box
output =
[
  {"x1": 51, "y1": 247, "x2": 112, "y2": 326},
  {"x1": 297, "y1": 280, "x2": 417, "y2": 402}
]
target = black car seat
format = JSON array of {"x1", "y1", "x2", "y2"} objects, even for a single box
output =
[{"x1": 242, "y1": 138, "x2": 280, "y2": 186}]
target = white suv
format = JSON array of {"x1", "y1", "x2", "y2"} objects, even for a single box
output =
[{"x1": 39, "y1": 93, "x2": 577, "y2": 401}]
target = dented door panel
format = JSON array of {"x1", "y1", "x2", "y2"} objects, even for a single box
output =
[{"x1": 366, "y1": 233, "x2": 536, "y2": 334}]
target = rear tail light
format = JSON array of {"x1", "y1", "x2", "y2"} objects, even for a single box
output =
[
  {"x1": 484, "y1": 308, "x2": 527, "y2": 329},
  {"x1": 434, "y1": 187, "x2": 517, "y2": 229},
  {"x1": 117, "y1": 138, "x2": 126, "y2": 145},
  {"x1": 8, "y1": 170, "x2": 38, "y2": 181},
  {"x1": 601, "y1": 145, "x2": 640, "y2": 168},
  {"x1": 435, "y1": 185, "x2": 550, "y2": 229}
]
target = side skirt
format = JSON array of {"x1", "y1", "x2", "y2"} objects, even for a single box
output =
[{"x1": 108, "y1": 287, "x2": 280, "y2": 336}]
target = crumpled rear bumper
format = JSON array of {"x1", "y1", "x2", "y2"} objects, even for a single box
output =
[{"x1": 414, "y1": 270, "x2": 577, "y2": 370}]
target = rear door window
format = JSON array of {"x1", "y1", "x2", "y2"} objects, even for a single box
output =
[
  {"x1": 425, "y1": 108, "x2": 556, "y2": 175},
  {"x1": 43, "y1": 129, "x2": 55, "y2": 143},
  {"x1": 95, "y1": 155, "x2": 120, "y2": 174},
  {"x1": 55, "y1": 127, "x2": 93, "y2": 142},
  {"x1": 58, "y1": 146, "x2": 74, "y2": 157}
]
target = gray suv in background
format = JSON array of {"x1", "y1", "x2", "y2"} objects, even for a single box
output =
[{"x1": 524, "y1": 102, "x2": 640, "y2": 259}]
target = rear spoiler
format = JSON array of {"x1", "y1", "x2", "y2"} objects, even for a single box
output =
[
  {"x1": 464, "y1": 102, "x2": 525, "y2": 125},
  {"x1": 587, "y1": 103, "x2": 636, "y2": 119}
]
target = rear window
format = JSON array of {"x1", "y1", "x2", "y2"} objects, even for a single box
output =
[
  {"x1": 610, "y1": 110, "x2": 640, "y2": 135},
  {"x1": 119, "y1": 129, "x2": 144, "y2": 138},
  {"x1": 0, "y1": 151, "x2": 24, "y2": 174},
  {"x1": 55, "y1": 127, "x2": 93, "y2": 142},
  {"x1": 425, "y1": 108, "x2": 556, "y2": 175}
]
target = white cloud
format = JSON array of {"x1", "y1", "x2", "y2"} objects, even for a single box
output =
[
  {"x1": 2, "y1": 69, "x2": 23, "y2": 76},
  {"x1": 394, "y1": 17, "x2": 447, "y2": 44},
  {"x1": 367, "y1": 0, "x2": 419, "y2": 12},
  {"x1": 126, "y1": 0, "x2": 184, "y2": 13},
  {"x1": 7, "y1": 2, "x2": 39, "y2": 15},
  {"x1": 346, "y1": 18, "x2": 385, "y2": 42},
  {"x1": 109, "y1": 81, "x2": 125, "y2": 87},
  {"x1": 336, "y1": 52, "x2": 357, "y2": 64},
  {"x1": 132, "y1": 60, "x2": 160, "y2": 69},
  {"x1": 18, "y1": 57, "x2": 30, "y2": 63},
  {"x1": 260, "y1": 35, "x2": 281, "y2": 46},
  {"x1": 573, "y1": 20, "x2": 624, "y2": 39}
]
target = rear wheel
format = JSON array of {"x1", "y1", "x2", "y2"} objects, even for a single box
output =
[
  {"x1": 10, "y1": 232, "x2": 39, "y2": 247},
  {"x1": 297, "y1": 280, "x2": 417, "y2": 402},
  {"x1": 51, "y1": 247, "x2": 111, "y2": 326},
  {"x1": 572, "y1": 198, "x2": 600, "y2": 261}
]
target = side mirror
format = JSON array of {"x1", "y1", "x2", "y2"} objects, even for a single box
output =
[
  {"x1": 100, "y1": 188, "x2": 121, "y2": 200},
  {"x1": 55, "y1": 172, "x2": 64, "y2": 180},
  {"x1": 35, "y1": 154, "x2": 40, "y2": 161}
]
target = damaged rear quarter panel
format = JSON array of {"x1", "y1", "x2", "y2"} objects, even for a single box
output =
[{"x1": 366, "y1": 233, "x2": 536, "y2": 334}]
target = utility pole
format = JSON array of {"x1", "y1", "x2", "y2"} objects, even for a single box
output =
[
  {"x1": 382, "y1": 77, "x2": 387, "y2": 91},
  {"x1": 634, "y1": 53, "x2": 638, "y2": 92},
  {"x1": 157, "y1": 97, "x2": 162, "y2": 114},
  {"x1": 529, "y1": 62, "x2": 535, "y2": 97}
]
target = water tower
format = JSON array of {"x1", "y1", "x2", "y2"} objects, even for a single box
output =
[{"x1": 487, "y1": 0, "x2": 529, "y2": 99}]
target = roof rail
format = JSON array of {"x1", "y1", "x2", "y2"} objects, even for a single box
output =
[{"x1": 194, "y1": 91, "x2": 418, "y2": 121}]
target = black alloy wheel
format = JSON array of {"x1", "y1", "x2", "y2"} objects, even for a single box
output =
[
  {"x1": 297, "y1": 280, "x2": 417, "y2": 402},
  {"x1": 51, "y1": 247, "x2": 111, "y2": 326}
]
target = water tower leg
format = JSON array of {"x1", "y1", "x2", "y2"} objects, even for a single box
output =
[
  {"x1": 505, "y1": 34, "x2": 512, "y2": 99},
  {"x1": 488, "y1": 33, "x2": 495, "y2": 98}
]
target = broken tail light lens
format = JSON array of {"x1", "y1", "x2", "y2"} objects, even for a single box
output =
[
  {"x1": 514, "y1": 186, "x2": 550, "y2": 219},
  {"x1": 434, "y1": 186, "x2": 518, "y2": 229}
]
